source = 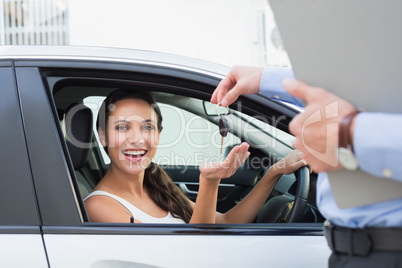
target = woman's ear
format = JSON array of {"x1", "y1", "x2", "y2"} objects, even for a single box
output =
[{"x1": 98, "y1": 128, "x2": 107, "y2": 147}]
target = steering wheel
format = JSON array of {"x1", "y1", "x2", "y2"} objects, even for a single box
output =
[{"x1": 256, "y1": 166, "x2": 310, "y2": 223}]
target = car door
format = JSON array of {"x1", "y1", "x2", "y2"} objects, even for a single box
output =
[
  {"x1": 0, "y1": 63, "x2": 48, "y2": 267},
  {"x1": 14, "y1": 51, "x2": 330, "y2": 268}
]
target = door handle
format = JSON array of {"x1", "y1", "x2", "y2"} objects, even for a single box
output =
[{"x1": 179, "y1": 183, "x2": 199, "y2": 195}]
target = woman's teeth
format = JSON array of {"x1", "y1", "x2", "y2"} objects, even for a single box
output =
[{"x1": 123, "y1": 150, "x2": 146, "y2": 156}]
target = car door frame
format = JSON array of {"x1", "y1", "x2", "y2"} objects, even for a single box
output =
[{"x1": 0, "y1": 60, "x2": 49, "y2": 267}]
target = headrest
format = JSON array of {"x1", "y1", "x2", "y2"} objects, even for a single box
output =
[{"x1": 65, "y1": 104, "x2": 93, "y2": 170}]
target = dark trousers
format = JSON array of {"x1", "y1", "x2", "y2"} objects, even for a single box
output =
[
  {"x1": 329, "y1": 250, "x2": 402, "y2": 268},
  {"x1": 324, "y1": 221, "x2": 402, "y2": 268}
]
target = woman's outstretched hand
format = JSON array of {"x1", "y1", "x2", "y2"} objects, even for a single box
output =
[
  {"x1": 191, "y1": 142, "x2": 250, "y2": 224},
  {"x1": 199, "y1": 142, "x2": 250, "y2": 182}
]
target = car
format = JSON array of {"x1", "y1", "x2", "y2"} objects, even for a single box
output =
[{"x1": 0, "y1": 45, "x2": 330, "y2": 267}]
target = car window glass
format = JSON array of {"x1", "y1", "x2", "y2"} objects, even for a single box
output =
[
  {"x1": 233, "y1": 111, "x2": 295, "y2": 149},
  {"x1": 155, "y1": 103, "x2": 241, "y2": 166}
]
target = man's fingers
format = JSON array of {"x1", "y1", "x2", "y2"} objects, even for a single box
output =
[
  {"x1": 219, "y1": 84, "x2": 244, "y2": 107},
  {"x1": 211, "y1": 78, "x2": 230, "y2": 103},
  {"x1": 211, "y1": 81, "x2": 226, "y2": 104},
  {"x1": 212, "y1": 72, "x2": 243, "y2": 106},
  {"x1": 211, "y1": 71, "x2": 236, "y2": 104},
  {"x1": 210, "y1": 88, "x2": 219, "y2": 104}
]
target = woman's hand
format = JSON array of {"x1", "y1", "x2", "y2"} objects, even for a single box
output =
[
  {"x1": 270, "y1": 150, "x2": 308, "y2": 176},
  {"x1": 199, "y1": 142, "x2": 250, "y2": 182},
  {"x1": 191, "y1": 142, "x2": 250, "y2": 224}
]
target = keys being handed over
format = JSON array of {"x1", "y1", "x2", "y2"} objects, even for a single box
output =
[
  {"x1": 219, "y1": 115, "x2": 229, "y2": 154},
  {"x1": 217, "y1": 103, "x2": 229, "y2": 154}
]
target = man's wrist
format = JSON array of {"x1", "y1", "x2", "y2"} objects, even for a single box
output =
[
  {"x1": 337, "y1": 110, "x2": 361, "y2": 170},
  {"x1": 349, "y1": 112, "x2": 359, "y2": 146},
  {"x1": 339, "y1": 110, "x2": 360, "y2": 151}
]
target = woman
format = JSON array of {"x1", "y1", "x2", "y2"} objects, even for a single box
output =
[{"x1": 84, "y1": 88, "x2": 306, "y2": 224}]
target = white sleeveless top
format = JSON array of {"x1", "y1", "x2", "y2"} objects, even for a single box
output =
[{"x1": 85, "y1": 190, "x2": 185, "y2": 224}]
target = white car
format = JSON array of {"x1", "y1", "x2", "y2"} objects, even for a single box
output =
[{"x1": 0, "y1": 46, "x2": 330, "y2": 267}]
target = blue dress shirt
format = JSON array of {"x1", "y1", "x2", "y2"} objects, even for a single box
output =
[{"x1": 260, "y1": 66, "x2": 402, "y2": 228}]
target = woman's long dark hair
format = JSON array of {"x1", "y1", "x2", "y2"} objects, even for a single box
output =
[{"x1": 97, "y1": 88, "x2": 193, "y2": 223}]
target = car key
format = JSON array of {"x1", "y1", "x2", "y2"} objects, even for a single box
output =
[
  {"x1": 216, "y1": 103, "x2": 229, "y2": 154},
  {"x1": 219, "y1": 115, "x2": 228, "y2": 154}
]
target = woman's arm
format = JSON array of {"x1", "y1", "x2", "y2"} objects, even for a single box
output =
[
  {"x1": 189, "y1": 142, "x2": 250, "y2": 223},
  {"x1": 215, "y1": 150, "x2": 307, "y2": 224}
]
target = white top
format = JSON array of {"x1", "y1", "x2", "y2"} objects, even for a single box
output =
[{"x1": 85, "y1": 190, "x2": 185, "y2": 224}]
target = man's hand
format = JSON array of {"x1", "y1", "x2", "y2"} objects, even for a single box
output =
[
  {"x1": 283, "y1": 79, "x2": 357, "y2": 173},
  {"x1": 211, "y1": 66, "x2": 263, "y2": 106}
]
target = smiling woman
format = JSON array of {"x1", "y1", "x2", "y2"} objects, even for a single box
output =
[
  {"x1": 84, "y1": 89, "x2": 190, "y2": 223},
  {"x1": 84, "y1": 88, "x2": 251, "y2": 224}
]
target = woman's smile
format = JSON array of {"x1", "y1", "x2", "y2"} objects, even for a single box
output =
[{"x1": 122, "y1": 149, "x2": 148, "y2": 162}]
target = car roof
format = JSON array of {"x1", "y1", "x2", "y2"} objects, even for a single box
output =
[{"x1": 0, "y1": 45, "x2": 230, "y2": 78}]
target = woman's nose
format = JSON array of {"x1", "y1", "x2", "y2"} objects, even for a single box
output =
[{"x1": 126, "y1": 128, "x2": 144, "y2": 143}]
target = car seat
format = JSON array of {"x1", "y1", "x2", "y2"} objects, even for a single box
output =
[{"x1": 64, "y1": 103, "x2": 96, "y2": 199}]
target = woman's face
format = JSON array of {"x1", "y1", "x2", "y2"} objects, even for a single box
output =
[{"x1": 100, "y1": 98, "x2": 160, "y2": 174}]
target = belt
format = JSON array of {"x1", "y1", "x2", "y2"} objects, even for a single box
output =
[{"x1": 324, "y1": 220, "x2": 402, "y2": 256}]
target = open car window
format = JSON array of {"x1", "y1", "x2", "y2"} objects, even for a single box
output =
[{"x1": 52, "y1": 76, "x2": 322, "y2": 225}]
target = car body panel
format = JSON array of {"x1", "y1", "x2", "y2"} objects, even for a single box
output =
[
  {"x1": 0, "y1": 234, "x2": 48, "y2": 267},
  {"x1": 45, "y1": 233, "x2": 329, "y2": 268},
  {"x1": 0, "y1": 65, "x2": 47, "y2": 266},
  {"x1": 0, "y1": 66, "x2": 40, "y2": 225},
  {"x1": 16, "y1": 67, "x2": 84, "y2": 226}
]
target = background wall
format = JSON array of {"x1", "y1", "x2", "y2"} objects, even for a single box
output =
[
  {"x1": 0, "y1": 0, "x2": 290, "y2": 67},
  {"x1": 68, "y1": 0, "x2": 290, "y2": 67}
]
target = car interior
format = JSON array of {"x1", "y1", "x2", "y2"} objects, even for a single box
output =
[{"x1": 52, "y1": 75, "x2": 325, "y2": 225}]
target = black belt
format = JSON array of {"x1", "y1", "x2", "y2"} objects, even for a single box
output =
[{"x1": 324, "y1": 221, "x2": 402, "y2": 256}]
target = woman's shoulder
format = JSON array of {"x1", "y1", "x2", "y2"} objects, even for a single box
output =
[
  {"x1": 85, "y1": 190, "x2": 113, "y2": 200},
  {"x1": 84, "y1": 190, "x2": 133, "y2": 223},
  {"x1": 84, "y1": 190, "x2": 128, "y2": 211}
]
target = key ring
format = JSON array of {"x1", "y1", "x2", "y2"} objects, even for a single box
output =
[{"x1": 216, "y1": 103, "x2": 229, "y2": 116}]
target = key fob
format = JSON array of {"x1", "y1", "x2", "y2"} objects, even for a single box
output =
[{"x1": 219, "y1": 115, "x2": 228, "y2": 137}]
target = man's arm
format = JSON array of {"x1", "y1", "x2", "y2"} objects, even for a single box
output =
[
  {"x1": 284, "y1": 79, "x2": 402, "y2": 181},
  {"x1": 211, "y1": 65, "x2": 402, "y2": 180},
  {"x1": 354, "y1": 113, "x2": 402, "y2": 181},
  {"x1": 259, "y1": 66, "x2": 302, "y2": 107}
]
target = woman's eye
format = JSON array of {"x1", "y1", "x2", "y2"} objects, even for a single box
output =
[
  {"x1": 143, "y1": 125, "x2": 155, "y2": 131},
  {"x1": 116, "y1": 125, "x2": 127, "y2": 131}
]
